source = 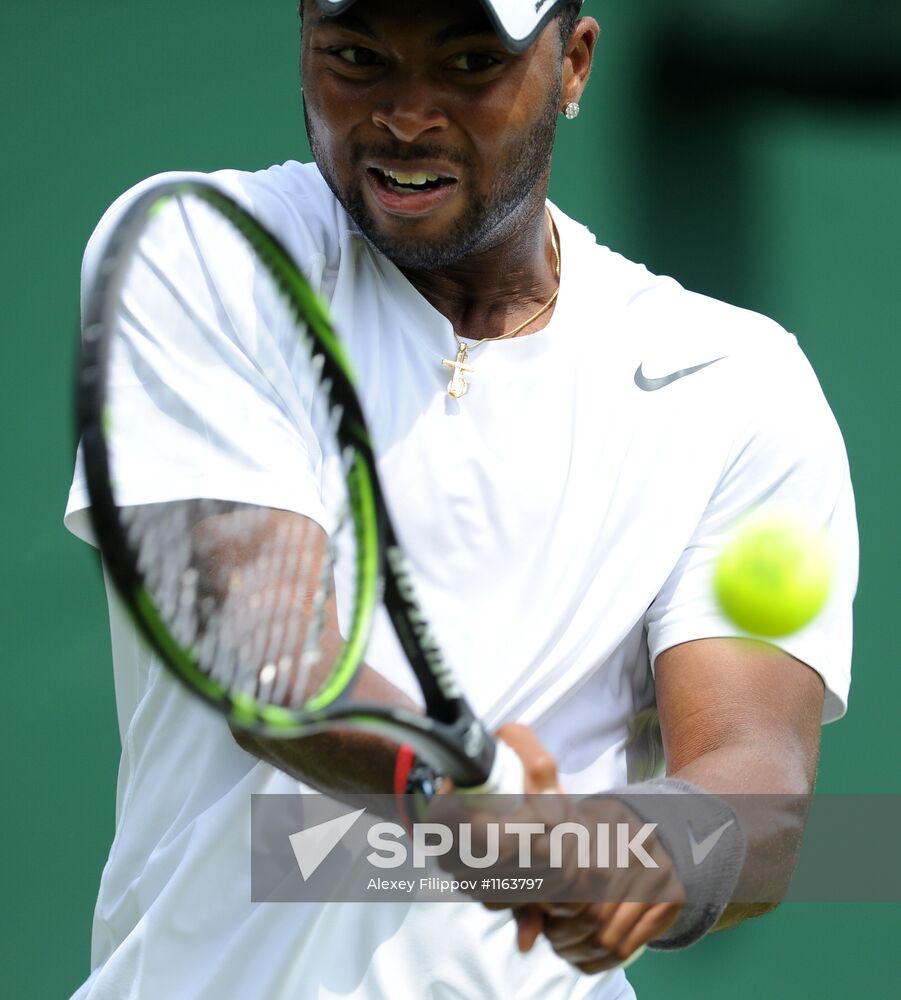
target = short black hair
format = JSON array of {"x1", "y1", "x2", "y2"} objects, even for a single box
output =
[{"x1": 556, "y1": 2, "x2": 582, "y2": 47}]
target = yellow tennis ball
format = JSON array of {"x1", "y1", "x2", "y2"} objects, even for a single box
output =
[{"x1": 714, "y1": 511, "x2": 833, "y2": 637}]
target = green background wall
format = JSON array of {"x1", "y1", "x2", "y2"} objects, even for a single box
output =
[{"x1": 2, "y1": 2, "x2": 898, "y2": 996}]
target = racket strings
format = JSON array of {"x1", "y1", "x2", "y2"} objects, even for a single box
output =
[{"x1": 118, "y1": 478, "x2": 352, "y2": 709}]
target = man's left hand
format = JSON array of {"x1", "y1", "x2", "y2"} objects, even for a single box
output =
[{"x1": 439, "y1": 723, "x2": 684, "y2": 973}]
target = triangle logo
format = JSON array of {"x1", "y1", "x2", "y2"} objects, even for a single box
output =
[{"x1": 288, "y1": 808, "x2": 366, "y2": 880}]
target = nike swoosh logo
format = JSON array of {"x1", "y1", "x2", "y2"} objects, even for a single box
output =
[
  {"x1": 689, "y1": 819, "x2": 735, "y2": 865},
  {"x1": 634, "y1": 357, "x2": 726, "y2": 391}
]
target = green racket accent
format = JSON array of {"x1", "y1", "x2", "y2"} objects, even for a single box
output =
[
  {"x1": 256, "y1": 703, "x2": 304, "y2": 730},
  {"x1": 230, "y1": 690, "x2": 260, "y2": 728}
]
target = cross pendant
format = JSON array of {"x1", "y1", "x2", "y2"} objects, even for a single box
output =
[{"x1": 442, "y1": 343, "x2": 474, "y2": 399}]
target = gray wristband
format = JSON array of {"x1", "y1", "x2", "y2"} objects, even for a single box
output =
[{"x1": 604, "y1": 777, "x2": 746, "y2": 949}]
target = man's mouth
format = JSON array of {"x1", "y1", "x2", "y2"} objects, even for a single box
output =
[
  {"x1": 364, "y1": 166, "x2": 460, "y2": 217},
  {"x1": 369, "y1": 167, "x2": 456, "y2": 192}
]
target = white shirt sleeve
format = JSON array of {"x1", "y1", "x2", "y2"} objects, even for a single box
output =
[
  {"x1": 645, "y1": 337, "x2": 858, "y2": 723},
  {"x1": 66, "y1": 172, "x2": 330, "y2": 542}
]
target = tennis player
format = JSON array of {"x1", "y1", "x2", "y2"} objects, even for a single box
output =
[{"x1": 66, "y1": 1, "x2": 858, "y2": 997}]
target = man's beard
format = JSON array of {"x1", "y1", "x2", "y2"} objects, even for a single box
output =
[{"x1": 304, "y1": 87, "x2": 560, "y2": 270}]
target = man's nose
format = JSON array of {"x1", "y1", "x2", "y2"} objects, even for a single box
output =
[{"x1": 371, "y1": 77, "x2": 449, "y2": 142}]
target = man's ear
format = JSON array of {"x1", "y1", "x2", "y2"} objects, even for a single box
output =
[{"x1": 561, "y1": 17, "x2": 600, "y2": 110}]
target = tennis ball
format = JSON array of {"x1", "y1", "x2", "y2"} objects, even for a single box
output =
[{"x1": 714, "y1": 511, "x2": 832, "y2": 637}]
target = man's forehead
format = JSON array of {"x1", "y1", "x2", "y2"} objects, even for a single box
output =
[
  {"x1": 309, "y1": 0, "x2": 495, "y2": 39},
  {"x1": 310, "y1": 0, "x2": 577, "y2": 54}
]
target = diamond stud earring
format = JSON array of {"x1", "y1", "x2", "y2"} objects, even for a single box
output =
[{"x1": 563, "y1": 101, "x2": 580, "y2": 120}]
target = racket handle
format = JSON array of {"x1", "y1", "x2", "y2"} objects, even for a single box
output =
[{"x1": 464, "y1": 739, "x2": 525, "y2": 795}]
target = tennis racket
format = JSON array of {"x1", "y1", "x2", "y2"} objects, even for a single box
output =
[{"x1": 76, "y1": 178, "x2": 523, "y2": 794}]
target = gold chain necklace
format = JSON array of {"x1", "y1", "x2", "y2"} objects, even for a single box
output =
[{"x1": 442, "y1": 207, "x2": 560, "y2": 399}]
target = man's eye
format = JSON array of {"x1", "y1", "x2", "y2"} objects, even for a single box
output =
[
  {"x1": 449, "y1": 53, "x2": 502, "y2": 73},
  {"x1": 333, "y1": 46, "x2": 381, "y2": 67}
]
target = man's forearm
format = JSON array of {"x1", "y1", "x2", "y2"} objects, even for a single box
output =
[
  {"x1": 669, "y1": 739, "x2": 815, "y2": 931},
  {"x1": 232, "y1": 727, "x2": 397, "y2": 794},
  {"x1": 232, "y1": 727, "x2": 403, "y2": 812},
  {"x1": 194, "y1": 502, "x2": 419, "y2": 808}
]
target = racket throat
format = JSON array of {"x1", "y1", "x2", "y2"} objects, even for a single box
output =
[{"x1": 383, "y1": 545, "x2": 460, "y2": 704}]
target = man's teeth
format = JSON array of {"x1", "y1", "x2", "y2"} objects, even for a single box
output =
[{"x1": 379, "y1": 169, "x2": 442, "y2": 186}]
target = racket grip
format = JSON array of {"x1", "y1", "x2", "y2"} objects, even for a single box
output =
[{"x1": 464, "y1": 739, "x2": 525, "y2": 795}]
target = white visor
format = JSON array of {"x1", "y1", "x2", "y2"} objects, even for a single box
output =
[{"x1": 313, "y1": 0, "x2": 580, "y2": 53}]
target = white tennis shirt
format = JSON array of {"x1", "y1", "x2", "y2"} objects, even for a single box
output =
[{"x1": 66, "y1": 161, "x2": 858, "y2": 999}]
